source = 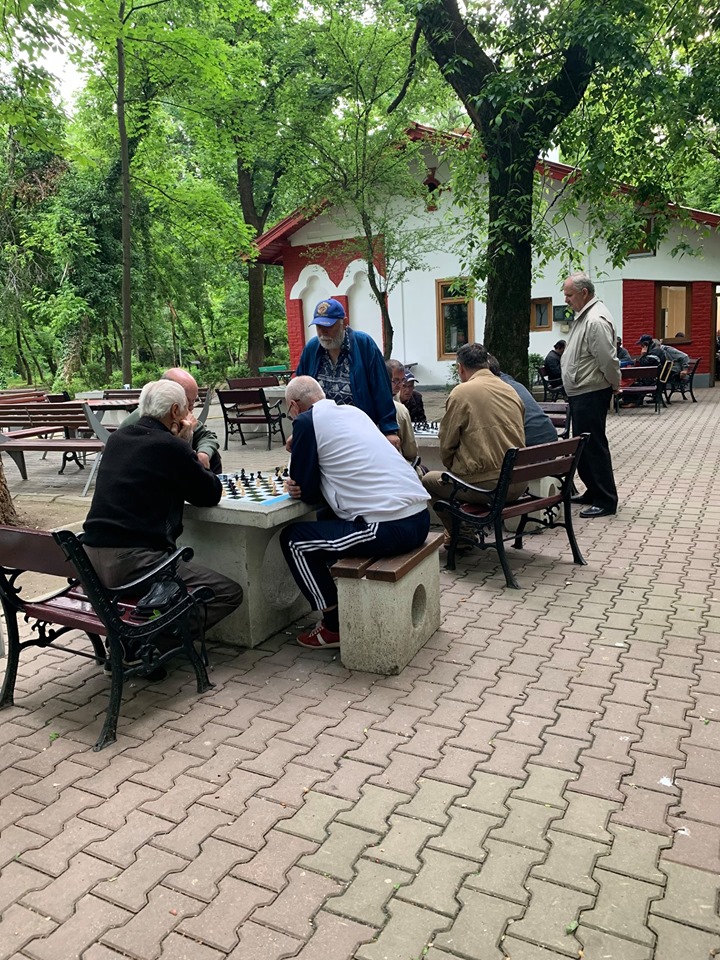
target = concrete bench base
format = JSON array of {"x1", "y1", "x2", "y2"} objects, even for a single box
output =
[
  {"x1": 504, "y1": 476, "x2": 564, "y2": 533},
  {"x1": 334, "y1": 535, "x2": 443, "y2": 675}
]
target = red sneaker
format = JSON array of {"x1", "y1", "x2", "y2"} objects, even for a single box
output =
[{"x1": 297, "y1": 622, "x2": 341, "y2": 648}]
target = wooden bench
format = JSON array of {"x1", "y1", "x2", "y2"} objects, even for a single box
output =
[
  {"x1": 538, "y1": 401, "x2": 570, "y2": 438},
  {"x1": 0, "y1": 404, "x2": 107, "y2": 488},
  {"x1": 436, "y1": 435, "x2": 588, "y2": 588},
  {"x1": 0, "y1": 527, "x2": 214, "y2": 750},
  {"x1": 615, "y1": 361, "x2": 672, "y2": 413},
  {"x1": 217, "y1": 387, "x2": 286, "y2": 450},
  {"x1": 329, "y1": 532, "x2": 444, "y2": 674},
  {"x1": 227, "y1": 376, "x2": 280, "y2": 389},
  {"x1": 537, "y1": 366, "x2": 566, "y2": 401}
]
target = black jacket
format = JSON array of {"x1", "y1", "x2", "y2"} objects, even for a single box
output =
[{"x1": 83, "y1": 416, "x2": 221, "y2": 551}]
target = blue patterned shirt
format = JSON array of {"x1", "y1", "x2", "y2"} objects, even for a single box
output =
[{"x1": 316, "y1": 331, "x2": 353, "y2": 405}]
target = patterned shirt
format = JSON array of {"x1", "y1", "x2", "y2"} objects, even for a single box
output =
[{"x1": 316, "y1": 331, "x2": 353, "y2": 406}]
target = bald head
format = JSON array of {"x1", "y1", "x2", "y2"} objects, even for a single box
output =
[
  {"x1": 162, "y1": 368, "x2": 199, "y2": 408},
  {"x1": 286, "y1": 376, "x2": 325, "y2": 414}
]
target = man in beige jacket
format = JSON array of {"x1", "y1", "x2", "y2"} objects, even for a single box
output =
[
  {"x1": 561, "y1": 272, "x2": 621, "y2": 518},
  {"x1": 422, "y1": 342, "x2": 525, "y2": 547}
]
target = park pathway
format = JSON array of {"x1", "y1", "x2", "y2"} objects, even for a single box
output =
[{"x1": 1, "y1": 388, "x2": 719, "y2": 959}]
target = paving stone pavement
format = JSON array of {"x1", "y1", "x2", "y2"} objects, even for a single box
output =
[{"x1": 2, "y1": 389, "x2": 720, "y2": 959}]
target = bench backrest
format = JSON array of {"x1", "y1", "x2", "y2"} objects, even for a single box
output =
[
  {"x1": 227, "y1": 376, "x2": 279, "y2": 389},
  {"x1": 103, "y1": 389, "x2": 143, "y2": 400},
  {"x1": 0, "y1": 405, "x2": 93, "y2": 431},
  {"x1": 509, "y1": 436, "x2": 584, "y2": 487},
  {"x1": 0, "y1": 526, "x2": 75, "y2": 578},
  {"x1": 217, "y1": 388, "x2": 278, "y2": 420},
  {"x1": 622, "y1": 360, "x2": 673, "y2": 385},
  {"x1": 0, "y1": 393, "x2": 47, "y2": 405}
]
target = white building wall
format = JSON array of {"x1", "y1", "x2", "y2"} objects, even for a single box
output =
[{"x1": 288, "y1": 180, "x2": 720, "y2": 386}]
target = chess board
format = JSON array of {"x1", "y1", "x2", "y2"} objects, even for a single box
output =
[
  {"x1": 412, "y1": 420, "x2": 440, "y2": 438},
  {"x1": 217, "y1": 467, "x2": 290, "y2": 509}
]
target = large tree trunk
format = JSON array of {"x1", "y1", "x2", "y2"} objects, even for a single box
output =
[
  {"x1": 117, "y1": 24, "x2": 133, "y2": 386},
  {"x1": 246, "y1": 261, "x2": 266, "y2": 374},
  {"x1": 483, "y1": 145, "x2": 536, "y2": 384},
  {"x1": 0, "y1": 462, "x2": 18, "y2": 525}
]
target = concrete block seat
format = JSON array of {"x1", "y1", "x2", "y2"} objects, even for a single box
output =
[{"x1": 330, "y1": 532, "x2": 444, "y2": 675}]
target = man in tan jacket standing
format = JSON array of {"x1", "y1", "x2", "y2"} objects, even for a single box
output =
[
  {"x1": 423, "y1": 342, "x2": 525, "y2": 547},
  {"x1": 561, "y1": 272, "x2": 621, "y2": 518}
]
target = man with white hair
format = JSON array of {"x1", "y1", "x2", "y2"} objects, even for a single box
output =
[
  {"x1": 562, "y1": 272, "x2": 621, "y2": 518},
  {"x1": 83, "y1": 380, "x2": 243, "y2": 665},
  {"x1": 280, "y1": 376, "x2": 430, "y2": 649},
  {"x1": 120, "y1": 367, "x2": 221, "y2": 472}
]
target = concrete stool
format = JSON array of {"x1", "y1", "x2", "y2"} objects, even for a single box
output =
[
  {"x1": 331, "y1": 532, "x2": 444, "y2": 675},
  {"x1": 504, "y1": 477, "x2": 564, "y2": 533}
]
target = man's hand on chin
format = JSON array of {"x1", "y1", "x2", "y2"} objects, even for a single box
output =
[{"x1": 197, "y1": 452, "x2": 211, "y2": 469}]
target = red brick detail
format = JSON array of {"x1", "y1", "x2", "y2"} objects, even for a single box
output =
[
  {"x1": 622, "y1": 280, "x2": 655, "y2": 348},
  {"x1": 286, "y1": 298, "x2": 306, "y2": 370},
  {"x1": 690, "y1": 281, "x2": 713, "y2": 377}
]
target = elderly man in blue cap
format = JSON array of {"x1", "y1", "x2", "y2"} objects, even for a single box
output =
[{"x1": 295, "y1": 297, "x2": 400, "y2": 450}]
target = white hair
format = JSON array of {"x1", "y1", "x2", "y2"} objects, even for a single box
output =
[
  {"x1": 285, "y1": 376, "x2": 325, "y2": 408},
  {"x1": 567, "y1": 272, "x2": 595, "y2": 297},
  {"x1": 139, "y1": 380, "x2": 187, "y2": 420}
]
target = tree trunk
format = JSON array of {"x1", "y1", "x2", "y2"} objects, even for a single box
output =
[
  {"x1": 117, "y1": 24, "x2": 133, "y2": 386},
  {"x1": 15, "y1": 320, "x2": 31, "y2": 383},
  {"x1": 246, "y1": 261, "x2": 266, "y2": 373},
  {"x1": 0, "y1": 462, "x2": 18, "y2": 525},
  {"x1": 101, "y1": 318, "x2": 113, "y2": 381},
  {"x1": 483, "y1": 146, "x2": 537, "y2": 385}
]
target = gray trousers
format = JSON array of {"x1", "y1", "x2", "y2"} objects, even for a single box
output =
[
  {"x1": 423, "y1": 471, "x2": 526, "y2": 534},
  {"x1": 84, "y1": 545, "x2": 243, "y2": 642}
]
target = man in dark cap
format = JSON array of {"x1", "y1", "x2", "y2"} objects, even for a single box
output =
[{"x1": 295, "y1": 298, "x2": 400, "y2": 451}]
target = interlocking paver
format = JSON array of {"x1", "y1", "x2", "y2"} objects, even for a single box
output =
[
  {"x1": 250, "y1": 867, "x2": 343, "y2": 939},
  {"x1": 22, "y1": 852, "x2": 119, "y2": 920},
  {"x1": 21, "y1": 818, "x2": 110, "y2": 876},
  {"x1": 463, "y1": 838, "x2": 543, "y2": 904},
  {"x1": 508, "y1": 879, "x2": 594, "y2": 955},
  {"x1": 650, "y1": 861, "x2": 720, "y2": 933},
  {"x1": 394, "y1": 780, "x2": 467, "y2": 825},
  {"x1": 552, "y1": 793, "x2": 620, "y2": 842},
  {"x1": 300, "y1": 822, "x2": 378, "y2": 880},
  {"x1": 325, "y1": 859, "x2": 412, "y2": 925},
  {"x1": 432, "y1": 888, "x2": 524, "y2": 959},
  {"x1": 0, "y1": 861, "x2": 51, "y2": 913},
  {"x1": 354, "y1": 900, "x2": 451, "y2": 960},
  {"x1": 600, "y1": 824, "x2": 671, "y2": 883},
  {"x1": 488, "y1": 797, "x2": 563, "y2": 851},
  {"x1": 23, "y1": 894, "x2": 130, "y2": 960},
  {"x1": 93, "y1": 846, "x2": 189, "y2": 911},
  {"x1": 213, "y1": 797, "x2": 294, "y2": 850},
  {"x1": 575, "y1": 927, "x2": 652, "y2": 960},
  {"x1": 151, "y1": 806, "x2": 230, "y2": 859},
  {"x1": 394, "y1": 849, "x2": 475, "y2": 916},
  {"x1": 0, "y1": 903, "x2": 57, "y2": 959},
  {"x1": 335, "y1": 785, "x2": 408, "y2": 833},
  {"x1": 102, "y1": 887, "x2": 204, "y2": 959},
  {"x1": 176, "y1": 877, "x2": 274, "y2": 951},
  {"x1": 426, "y1": 806, "x2": 502, "y2": 862},
  {"x1": 582, "y1": 868, "x2": 662, "y2": 946},
  {"x1": 276, "y1": 791, "x2": 353, "y2": 842},
  {"x1": 649, "y1": 916, "x2": 720, "y2": 960},
  {"x1": 531, "y1": 829, "x2": 607, "y2": 894}
]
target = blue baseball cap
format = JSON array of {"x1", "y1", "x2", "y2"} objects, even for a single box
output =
[{"x1": 310, "y1": 298, "x2": 346, "y2": 326}]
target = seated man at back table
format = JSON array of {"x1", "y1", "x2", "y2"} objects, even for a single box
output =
[
  {"x1": 544, "y1": 340, "x2": 565, "y2": 388},
  {"x1": 399, "y1": 372, "x2": 426, "y2": 423},
  {"x1": 121, "y1": 367, "x2": 222, "y2": 473},
  {"x1": 386, "y1": 359, "x2": 418, "y2": 461},
  {"x1": 487, "y1": 354, "x2": 558, "y2": 446},
  {"x1": 422, "y1": 342, "x2": 526, "y2": 551},
  {"x1": 280, "y1": 376, "x2": 430, "y2": 649},
  {"x1": 83, "y1": 380, "x2": 243, "y2": 670}
]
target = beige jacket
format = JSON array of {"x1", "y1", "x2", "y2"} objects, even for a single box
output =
[
  {"x1": 562, "y1": 298, "x2": 621, "y2": 396},
  {"x1": 440, "y1": 369, "x2": 525, "y2": 485},
  {"x1": 394, "y1": 400, "x2": 418, "y2": 460}
]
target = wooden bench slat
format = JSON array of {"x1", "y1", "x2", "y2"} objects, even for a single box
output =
[
  {"x1": 364, "y1": 532, "x2": 445, "y2": 583},
  {"x1": 331, "y1": 556, "x2": 377, "y2": 579}
]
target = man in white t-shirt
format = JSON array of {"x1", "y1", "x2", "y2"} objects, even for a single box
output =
[{"x1": 280, "y1": 376, "x2": 431, "y2": 649}]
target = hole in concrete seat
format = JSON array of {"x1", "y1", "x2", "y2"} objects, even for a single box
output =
[{"x1": 411, "y1": 583, "x2": 427, "y2": 629}]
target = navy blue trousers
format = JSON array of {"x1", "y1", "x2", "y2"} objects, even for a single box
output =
[
  {"x1": 569, "y1": 387, "x2": 618, "y2": 511},
  {"x1": 280, "y1": 508, "x2": 430, "y2": 611}
]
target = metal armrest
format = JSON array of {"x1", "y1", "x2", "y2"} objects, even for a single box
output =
[
  {"x1": 440, "y1": 471, "x2": 496, "y2": 499},
  {"x1": 102, "y1": 545, "x2": 195, "y2": 597}
]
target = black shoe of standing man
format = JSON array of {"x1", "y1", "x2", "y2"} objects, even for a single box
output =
[
  {"x1": 579, "y1": 505, "x2": 616, "y2": 518},
  {"x1": 570, "y1": 493, "x2": 593, "y2": 505}
]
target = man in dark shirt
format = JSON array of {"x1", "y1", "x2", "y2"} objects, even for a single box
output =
[
  {"x1": 399, "y1": 373, "x2": 426, "y2": 423},
  {"x1": 83, "y1": 380, "x2": 242, "y2": 654},
  {"x1": 544, "y1": 340, "x2": 565, "y2": 387},
  {"x1": 487, "y1": 355, "x2": 558, "y2": 446}
]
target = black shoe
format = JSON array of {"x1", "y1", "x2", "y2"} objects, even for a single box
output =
[
  {"x1": 579, "y1": 505, "x2": 616, "y2": 518},
  {"x1": 570, "y1": 493, "x2": 593, "y2": 505}
]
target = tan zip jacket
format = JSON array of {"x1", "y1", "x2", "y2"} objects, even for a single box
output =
[
  {"x1": 562, "y1": 298, "x2": 621, "y2": 396},
  {"x1": 440, "y1": 369, "x2": 525, "y2": 485}
]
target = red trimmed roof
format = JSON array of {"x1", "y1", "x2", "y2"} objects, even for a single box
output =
[{"x1": 255, "y1": 125, "x2": 720, "y2": 264}]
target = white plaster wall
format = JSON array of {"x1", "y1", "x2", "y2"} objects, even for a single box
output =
[{"x1": 288, "y1": 175, "x2": 720, "y2": 385}]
